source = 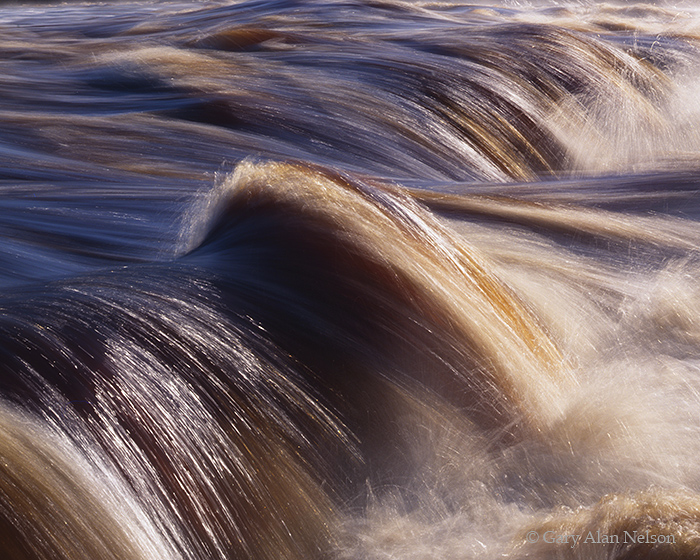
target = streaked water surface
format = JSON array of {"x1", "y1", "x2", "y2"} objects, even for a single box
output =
[{"x1": 2, "y1": 1, "x2": 700, "y2": 559}]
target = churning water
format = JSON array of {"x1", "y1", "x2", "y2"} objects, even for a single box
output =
[{"x1": 2, "y1": 0, "x2": 700, "y2": 558}]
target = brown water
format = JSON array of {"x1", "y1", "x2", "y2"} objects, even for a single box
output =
[{"x1": 2, "y1": 1, "x2": 700, "y2": 559}]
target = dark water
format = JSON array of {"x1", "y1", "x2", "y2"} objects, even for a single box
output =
[{"x1": 3, "y1": 1, "x2": 700, "y2": 559}]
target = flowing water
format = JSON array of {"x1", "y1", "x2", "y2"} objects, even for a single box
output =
[{"x1": 2, "y1": 0, "x2": 700, "y2": 558}]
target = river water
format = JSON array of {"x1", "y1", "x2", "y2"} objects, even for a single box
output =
[{"x1": 2, "y1": 1, "x2": 700, "y2": 559}]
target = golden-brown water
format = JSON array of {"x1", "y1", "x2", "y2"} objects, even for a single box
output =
[{"x1": 2, "y1": 1, "x2": 700, "y2": 559}]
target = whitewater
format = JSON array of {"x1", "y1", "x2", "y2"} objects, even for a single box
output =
[{"x1": 1, "y1": 1, "x2": 700, "y2": 559}]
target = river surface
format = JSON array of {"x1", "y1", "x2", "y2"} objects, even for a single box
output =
[{"x1": 2, "y1": 1, "x2": 700, "y2": 559}]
